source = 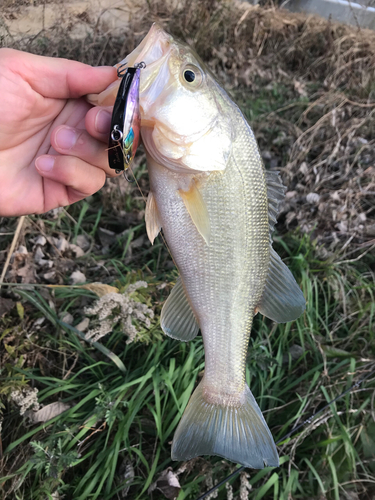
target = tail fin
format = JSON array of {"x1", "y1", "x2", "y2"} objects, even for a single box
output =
[{"x1": 172, "y1": 381, "x2": 279, "y2": 469}]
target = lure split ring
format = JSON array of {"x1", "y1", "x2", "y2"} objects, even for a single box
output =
[{"x1": 111, "y1": 125, "x2": 123, "y2": 142}]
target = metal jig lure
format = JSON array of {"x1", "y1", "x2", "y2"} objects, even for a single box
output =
[{"x1": 108, "y1": 62, "x2": 146, "y2": 182}]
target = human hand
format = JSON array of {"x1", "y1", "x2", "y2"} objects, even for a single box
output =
[{"x1": 0, "y1": 49, "x2": 118, "y2": 217}]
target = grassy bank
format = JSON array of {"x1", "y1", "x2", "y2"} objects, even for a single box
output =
[
  {"x1": 1, "y1": 0, "x2": 375, "y2": 498},
  {"x1": 1, "y1": 211, "x2": 374, "y2": 499}
]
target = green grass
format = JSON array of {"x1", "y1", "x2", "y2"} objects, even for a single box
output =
[
  {"x1": 234, "y1": 82, "x2": 310, "y2": 122},
  {"x1": 1, "y1": 195, "x2": 374, "y2": 499}
]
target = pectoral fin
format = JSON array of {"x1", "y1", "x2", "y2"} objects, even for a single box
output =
[
  {"x1": 178, "y1": 181, "x2": 210, "y2": 245},
  {"x1": 161, "y1": 277, "x2": 199, "y2": 342},
  {"x1": 145, "y1": 191, "x2": 162, "y2": 245},
  {"x1": 258, "y1": 247, "x2": 306, "y2": 323}
]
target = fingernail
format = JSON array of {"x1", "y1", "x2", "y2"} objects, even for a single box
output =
[
  {"x1": 55, "y1": 126, "x2": 78, "y2": 150},
  {"x1": 35, "y1": 155, "x2": 55, "y2": 172},
  {"x1": 95, "y1": 109, "x2": 112, "y2": 134}
]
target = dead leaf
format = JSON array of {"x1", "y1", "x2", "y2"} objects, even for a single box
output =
[
  {"x1": 282, "y1": 344, "x2": 304, "y2": 364},
  {"x1": 293, "y1": 79, "x2": 307, "y2": 96},
  {"x1": 43, "y1": 271, "x2": 56, "y2": 281},
  {"x1": 0, "y1": 298, "x2": 14, "y2": 317},
  {"x1": 76, "y1": 317, "x2": 90, "y2": 332},
  {"x1": 69, "y1": 243, "x2": 85, "y2": 257},
  {"x1": 306, "y1": 193, "x2": 320, "y2": 204},
  {"x1": 51, "y1": 236, "x2": 69, "y2": 252},
  {"x1": 130, "y1": 235, "x2": 145, "y2": 249},
  {"x1": 14, "y1": 245, "x2": 28, "y2": 256},
  {"x1": 299, "y1": 162, "x2": 308, "y2": 175},
  {"x1": 33, "y1": 317, "x2": 45, "y2": 329},
  {"x1": 59, "y1": 311, "x2": 74, "y2": 325},
  {"x1": 286, "y1": 212, "x2": 297, "y2": 225},
  {"x1": 118, "y1": 459, "x2": 135, "y2": 498},
  {"x1": 34, "y1": 246, "x2": 45, "y2": 263},
  {"x1": 286, "y1": 191, "x2": 297, "y2": 199},
  {"x1": 70, "y1": 270, "x2": 86, "y2": 284},
  {"x1": 34, "y1": 235, "x2": 47, "y2": 246},
  {"x1": 17, "y1": 260, "x2": 36, "y2": 283},
  {"x1": 76, "y1": 234, "x2": 91, "y2": 251},
  {"x1": 81, "y1": 283, "x2": 119, "y2": 297},
  {"x1": 28, "y1": 402, "x2": 70, "y2": 423},
  {"x1": 148, "y1": 468, "x2": 181, "y2": 500},
  {"x1": 98, "y1": 228, "x2": 117, "y2": 247}
]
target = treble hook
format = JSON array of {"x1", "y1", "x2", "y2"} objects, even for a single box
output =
[
  {"x1": 124, "y1": 169, "x2": 135, "y2": 183},
  {"x1": 117, "y1": 62, "x2": 127, "y2": 78}
]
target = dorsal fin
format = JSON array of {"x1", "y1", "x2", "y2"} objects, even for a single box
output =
[
  {"x1": 161, "y1": 277, "x2": 200, "y2": 342},
  {"x1": 266, "y1": 170, "x2": 286, "y2": 236}
]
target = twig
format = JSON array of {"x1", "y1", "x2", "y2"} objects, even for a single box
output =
[
  {"x1": 0, "y1": 216, "x2": 26, "y2": 290},
  {"x1": 335, "y1": 243, "x2": 375, "y2": 265}
]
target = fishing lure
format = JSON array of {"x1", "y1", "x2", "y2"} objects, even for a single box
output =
[{"x1": 108, "y1": 62, "x2": 145, "y2": 180}]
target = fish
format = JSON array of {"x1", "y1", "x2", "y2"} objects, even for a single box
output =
[{"x1": 88, "y1": 24, "x2": 306, "y2": 469}]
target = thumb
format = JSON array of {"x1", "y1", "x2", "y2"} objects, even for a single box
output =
[{"x1": 1, "y1": 48, "x2": 117, "y2": 99}]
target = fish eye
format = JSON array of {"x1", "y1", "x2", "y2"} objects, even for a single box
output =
[
  {"x1": 183, "y1": 69, "x2": 196, "y2": 83},
  {"x1": 181, "y1": 64, "x2": 203, "y2": 89}
]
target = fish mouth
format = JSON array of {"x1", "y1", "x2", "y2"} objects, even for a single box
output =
[
  {"x1": 116, "y1": 24, "x2": 173, "y2": 94},
  {"x1": 86, "y1": 24, "x2": 172, "y2": 107}
]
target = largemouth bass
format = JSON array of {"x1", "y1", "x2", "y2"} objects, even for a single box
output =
[{"x1": 89, "y1": 24, "x2": 305, "y2": 469}]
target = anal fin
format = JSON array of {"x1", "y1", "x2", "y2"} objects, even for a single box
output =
[
  {"x1": 258, "y1": 247, "x2": 305, "y2": 323},
  {"x1": 161, "y1": 277, "x2": 199, "y2": 342}
]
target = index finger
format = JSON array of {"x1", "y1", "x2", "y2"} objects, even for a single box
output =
[{"x1": 0, "y1": 48, "x2": 117, "y2": 99}]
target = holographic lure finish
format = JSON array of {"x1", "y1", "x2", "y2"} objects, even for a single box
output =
[{"x1": 108, "y1": 65, "x2": 142, "y2": 172}]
